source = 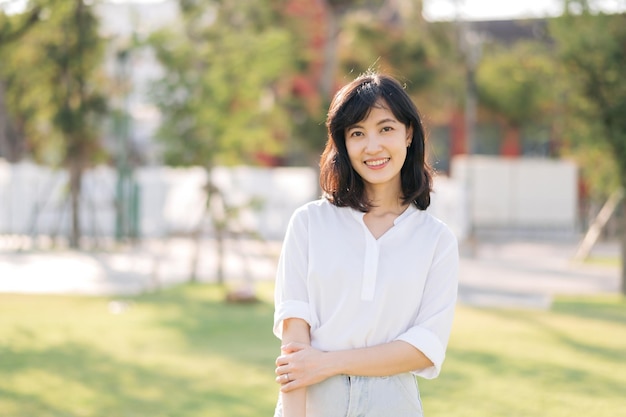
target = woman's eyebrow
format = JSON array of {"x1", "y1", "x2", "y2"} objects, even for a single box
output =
[
  {"x1": 346, "y1": 123, "x2": 364, "y2": 131},
  {"x1": 347, "y1": 118, "x2": 398, "y2": 130}
]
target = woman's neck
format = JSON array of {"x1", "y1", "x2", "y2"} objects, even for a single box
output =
[
  {"x1": 365, "y1": 184, "x2": 407, "y2": 216},
  {"x1": 363, "y1": 184, "x2": 409, "y2": 239}
]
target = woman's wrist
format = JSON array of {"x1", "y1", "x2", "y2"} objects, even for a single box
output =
[{"x1": 323, "y1": 350, "x2": 345, "y2": 377}]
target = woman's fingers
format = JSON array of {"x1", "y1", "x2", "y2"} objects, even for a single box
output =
[
  {"x1": 274, "y1": 365, "x2": 289, "y2": 376},
  {"x1": 281, "y1": 341, "x2": 307, "y2": 354},
  {"x1": 274, "y1": 344, "x2": 327, "y2": 389},
  {"x1": 275, "y1": 372, "x2": 292, "y2": 384},
  {"x1": 275, "y1": 354, "x2": 287, "y2": 367},
  {"x1": 275, "y1": 342, "x2": 310, "y2": 368},
  {"x1": 275, "y1": 342, "x2": 306, "y2": 366},
  {"x1": 275, "y1": 342, "x2": 305, "y2": 367},
  {"x1": 275, "y1": 369, "x2": 298, "y2": 388},
  {"x1": 280, "y1": 379, "x2": 300, "y2": 392}
]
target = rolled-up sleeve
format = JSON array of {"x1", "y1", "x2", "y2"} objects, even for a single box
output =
[
  {"x1": 395, "y1": 228, "x2": 459, "y2": 379},
  {"x1": 273, "y1": 208, "x2": 311, "y2": 340}
]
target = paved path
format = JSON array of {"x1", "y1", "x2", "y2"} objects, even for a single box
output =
[
  {"x1": 0, "y1": 238, "x2": 282, "y2": 296},
  {"x1": 0, "y1": 237, "x2": 621, "y2": 308},
  {"x1": 457, "y1": 239, "x2": 620, "y2": 308}
]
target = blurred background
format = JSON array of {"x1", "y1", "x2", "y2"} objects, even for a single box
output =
[{"x1": 0, "y1": 1, "x2": 625, "y2": 416}]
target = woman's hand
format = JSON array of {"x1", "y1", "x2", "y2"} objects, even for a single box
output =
[{"x1": 274, "y1": 342, "x2": 333, "y2": 392}]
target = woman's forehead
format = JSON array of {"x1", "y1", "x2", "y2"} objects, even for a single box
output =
[{"x1": 352, "y1": 100, "x2": 394, "y2": 122}]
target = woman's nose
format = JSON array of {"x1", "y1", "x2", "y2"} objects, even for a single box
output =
[{"x1": 365, "y1": 134, "x2": 382, "y2": 153}]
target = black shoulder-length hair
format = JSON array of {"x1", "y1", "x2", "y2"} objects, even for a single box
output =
[{"x1": 319, "y1": 72, "x2": 433, "y2": 212}]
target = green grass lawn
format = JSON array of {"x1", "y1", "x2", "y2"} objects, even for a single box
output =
[
  {"x1": 584, "y1": 256, "x2": 621, "y2": 268},
  {"x1": 1, "y1": 284, "x2": 625, "y2": 417}
]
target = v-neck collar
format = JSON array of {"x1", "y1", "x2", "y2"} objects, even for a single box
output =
[{"x1": 350, "y1": 203, "x2": 417, "y2": 240}]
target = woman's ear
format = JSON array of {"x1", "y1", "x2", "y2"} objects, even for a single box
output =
[{"x1": 406, "y1": 126, "x2": 413, "y2": 147}]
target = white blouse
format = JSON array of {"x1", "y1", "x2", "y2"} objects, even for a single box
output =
[{"x1": 273, "y1": 198, "x2": 459, "y2": 379}]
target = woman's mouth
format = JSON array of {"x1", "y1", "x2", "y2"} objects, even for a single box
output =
[{"x1": 365, "y1": 158, "x2": 390, "y2": 168}]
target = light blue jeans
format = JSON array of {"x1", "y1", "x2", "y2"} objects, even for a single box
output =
[{"x1": 273, "y1": 374, "x2": 424, "y2": 417}]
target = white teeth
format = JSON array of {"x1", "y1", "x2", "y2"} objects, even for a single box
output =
[{"x1": 365, "y1": 158, "x2": 389, "y2": 167}]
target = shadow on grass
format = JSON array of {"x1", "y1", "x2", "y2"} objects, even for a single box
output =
[
  {"x1": 442, "y1": 347, "x2": 624, "y2": 398},
  {"x1": 0, "y1": 341, "x2": 257, "y2": 416},
  {"x1": 0, "y1": 284, "x2": 280, "y2": 416},
  {"x1": 423, "y1": 300, "x2": 626, "y2": 411},
  {"x1": 495, "y1": 307, "x2": 626, "y2": 364},
  {"x1": 136, "y1": 283, "x2": 279, "y2": 367},
  {"x1": 551, "y1": 296, "x2": 626, "y2": 325}
]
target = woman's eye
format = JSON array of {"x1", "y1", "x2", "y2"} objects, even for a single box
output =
[
  {"x1": 350, "y1": 131, "x2": 363, "y2": 137},
  {"x1": 381, "y1": 126, "x2": 393, "y2": 132}
]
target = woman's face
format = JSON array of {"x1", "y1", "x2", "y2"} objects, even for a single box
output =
[{"x1": 344, "y1": 101, "x2": 412, "y2": 194}]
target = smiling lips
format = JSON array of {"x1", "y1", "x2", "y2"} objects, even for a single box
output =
[{"x1": 365, "y1": 158, "x2": 390, "y2": 168}]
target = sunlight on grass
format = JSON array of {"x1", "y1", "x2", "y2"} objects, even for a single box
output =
[
  {"x1": 420, "y1": 295, "x2": 626, "y2": 417},
  {"x1": 1, "y1": 284, "x2": 625, "y2": 416},
  {"x1": 584, "y1": 256, "x2": 621, "y2": 267},
  {"x1": 0, "y1": 284, "x2": 280, "y2": 417}
]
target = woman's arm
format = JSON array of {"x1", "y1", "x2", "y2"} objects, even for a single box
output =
[
  {"x1": 275, "y1": 340, "x2": 432, "y2": 393},
  {"x1": 277, "y1": 318, "x2": 311, "y2": 415},
  {"x1": 330, "y1": 340, "x2": 432, "y2": 376}
]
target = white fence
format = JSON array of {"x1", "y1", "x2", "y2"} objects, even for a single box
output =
[
  {"x1": 0, "y1": 156, "x2": 579, "y2": 242},
  {"x1": 451, "y1": 156, "x2": 579, "y2": 237},
  {"x1": 0, "y1": 160, "x2": 318, "y2": 241}
]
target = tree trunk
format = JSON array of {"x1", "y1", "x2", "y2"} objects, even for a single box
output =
[
  {"x1": 0, "y1": 81, "x2": 10, "y2": 160},
  {"x1": 0, "y1": 81, "x2": 22, "y2": 162},
  {"x1": 189, "y1": 211, "x2": 204, "y2": 284},
  {"x1": 68, "y1": 156, "x2": 83, "y2": 249},
  {"x1": 620, "y1": 199, "x2": 626, "y2": 296},
  {"x1": 189, "y1": 177, "x2": 211, "y2": 284},
  {"x1": 208, "y1": 179, "x2": 227, "y2": 286},
  {"x1": 215, "y1": 220, "x2": 225, "y2": 285},
  {"x1": 574, "y1": 188, "x2": 624, "y2": 261},
  {"x1": 189, "y1": 171, "x2": 227, "y2": 285}
]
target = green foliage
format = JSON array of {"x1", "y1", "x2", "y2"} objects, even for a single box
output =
[
  {"x1": 416, "y1": 21, "x2": 467, "y2": 115},
  {"x1": 149, "y1": 0, "x2": 296, "y2": 168},
  {"x1": 49, "y1": 3, "x2": 106, "y2": 158},
  {"x1": 0, "y1": 0, "x2": 108, "y2": 247},
  {"x1": 476, "y1": 41, "x2": 556, "y2": 127},
  {"x1": 560, "y1": 113, "x2": 620, "y2": 199},
  {"x1": 550, "y1": 11, "x2": 626, "y2": 189},
  {"x1": 340, "y1": 17, "x2": 434, "y2": 91},
  {"x1": 338, "y1": 12, "x2": 463, "y2": 126},
  {"x1": 0, "y1": 287, "x2": 625, "y2": 416},
  {"x1": 0, "y1": 1, "x2": 41, "y2": 43},
  {"x1": 0, "y1": 0, "x2": 107, "y2": 166}
]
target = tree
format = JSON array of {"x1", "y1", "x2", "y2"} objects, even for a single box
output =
[
  {"x1": 0, "y1": 2, "x2": 43, "y2": 162},
  {"x1": 49, "y1": 1, "x2": 107, "y2": 248},
  {"x1": 338, "y1": 7, "x2": 459, "y2": 103},
  {"x1": 475, "y1": 41, "x2": 556, "y2": 156},
  {"x1": 0, "y1": 0, "x2": 107, "y2": 248},
  {"x1": 550, "y1": 8, "x2": 626, "y2": 294},
  {"x1": 151, "y1": 0, "x2": 294, "y2": 167},
  {"x1": 149, "y1": 0, "x2": 295, "y2": 284},
  {"x1": 321, "y1": 0, "x2": 386, "y2": 97}
]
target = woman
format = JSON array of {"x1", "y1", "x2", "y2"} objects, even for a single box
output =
[{"x1": 273, "y1": 72, "x2": 459, "y2": 417}]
